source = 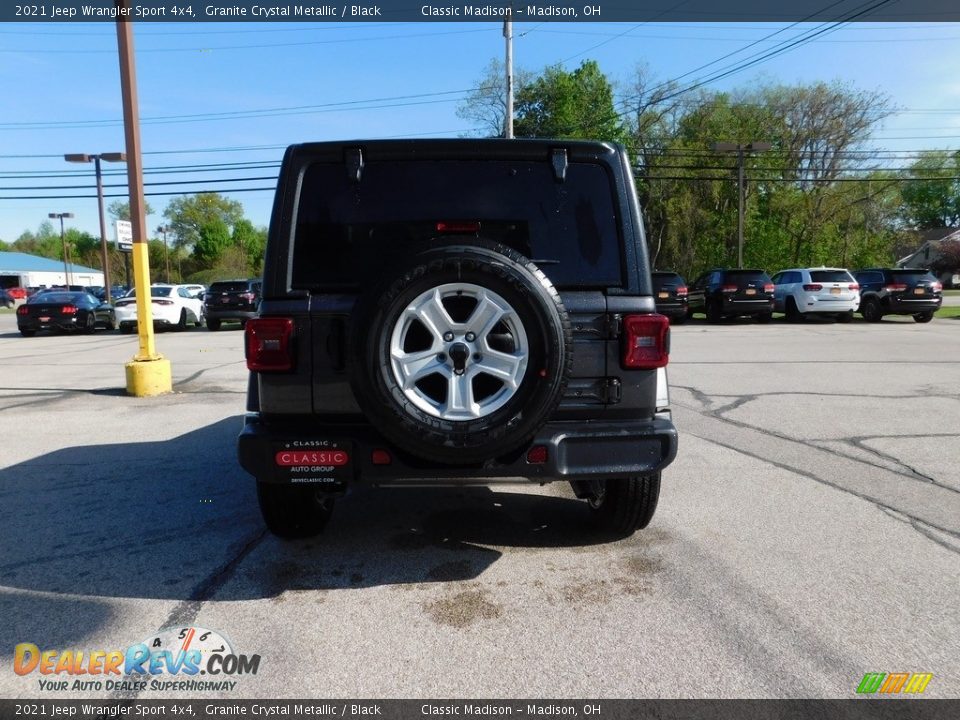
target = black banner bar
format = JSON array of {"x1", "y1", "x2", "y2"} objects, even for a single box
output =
[
  {"x1": 4, "y1": 1, "x2": 960, "y2": 23},
  {"x1": 2, "y1": 700, "x2": 960, "y2": 720}
]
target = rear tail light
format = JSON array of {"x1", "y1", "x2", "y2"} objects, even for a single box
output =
[
  {"x1": 932, "y1": 282, "x2": 943, "y2": 292},
  {"x1": 676, "y1": 285, "x2": 688, "y2": 297},
  {"x1": 763, "y1": 283, "x2": 775, "y2": 293},
  {"x1": 885, "y1": 283, "x2": 907, "y2": 292},
  {"x1": 622, "y1": 314, "x2": 669, "y2": 369},
  {"x1": 245, "y1": 317, "x2": 294, "y2": 372},
  {"x1": 152, "y1": 299, "x2": 173, "y2": 306},
  {"x1": 61, "y1": 306, "x2": 78, "y2": 315},
  {"x1": 848, "y1": 283, "x2": 859, "y2": 291},
  {"x1": 802, "y1": 284, "x2": 822, "y2": 291},
  {"x1": 17, "y1": 306, "x2": 28, "y2": 315},
  {"x1": 239, "y1": 292, "x2": 256, "y2": 302},
  {"x1": 115, "y1": 299, "x2": 134, "y2": 307},
  {"x1": 721, "y1": 285, "x2": 738, "y2": 293}
]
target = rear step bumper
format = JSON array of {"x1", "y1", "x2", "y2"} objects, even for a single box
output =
[{"x1": 239, "y1": 415, "x2": 678, "y2": 490}]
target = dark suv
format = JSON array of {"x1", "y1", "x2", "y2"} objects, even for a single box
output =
[
  {"x1": 687, "y1": 268, "x2": 775, "y2": 323},
  {"x1": 203, "y1": 279, "x2": 261, "y2": 330},
  {"x1": 238, "y1": 139, "x2": 678, "y2": 539},
  {"x1": 853, "y1": 268, "x2": 943, "y2": 323},
  {"x1": 651, "y1": 271, "x2": 689, "y2": 324}
]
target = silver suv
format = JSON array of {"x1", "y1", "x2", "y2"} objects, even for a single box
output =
[{"x1": 771, "y1": 267, "x2": 860, "y2": 322}]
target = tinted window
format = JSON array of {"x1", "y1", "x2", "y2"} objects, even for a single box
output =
[
  {"x1": 292, "y1": 159, "x2": 623, "y2": 289},
  {"x1": 652, "y1": 272, "x2": 683, "y2": 289},
  {"x1": 28, "y1": 292, "x2": 80, "y2": 304},
  {"x1": 723, "y1": 270, "x2": 771, "y2": 283},
  {"x1": 210, "y1": 281, "x2": 250, "y2": 293},
  {"x1": 810, "y1": 270, "x2": 853, "y2": 283},
  {"x1": 890, "y1": 270, "x2": 935, "y2": 283},
  {"x1": 151, "y1": 287, "x2": 172, "y2": 298}
]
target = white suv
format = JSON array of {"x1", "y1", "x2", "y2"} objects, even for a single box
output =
[{"x1": 771, "y1": 268, "x2": 860, "y2": 322}]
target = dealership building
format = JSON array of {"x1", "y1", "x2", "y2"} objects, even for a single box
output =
[{"x1": 0, "y1": 251, "x2": 105, "y2": 291}]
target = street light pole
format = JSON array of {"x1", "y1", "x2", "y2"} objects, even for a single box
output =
[
  {"x1": 711, "y1": 141, "x2": 772, "y2": 269},
  {"x1": 65, "y1": 152, "x2": 127, "y2": 302},
  {"x1": 503, "y1": 5, "x2": 514, "y2": 139},
  {"x1": 48, "y1": 212, "x2": 74, "y2": 287},
  {"x1": 156, "y1": 224, "x2": 171, "y2": 282}
]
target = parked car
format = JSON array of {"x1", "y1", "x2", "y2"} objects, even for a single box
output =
[
  {"x1": 651, "y1": 271, "x2": 689, "y2": 324},
  {"x1": 1, "y1": 289, "x2": 14, "y2": 309},
  {"x1": 203, "y1": 279, "x2": 261, "y2": 331},
  {"x1": 852, "y1": 268, "x2": 943, "y2": 323},
  {"x1": 16, "y1": 291, "x2": 115, "y2": 336},
  {"x1": 114, "y1": 284, "x2": 205, "y2": 333},
  {"x1": 5, "y1": 287, "x2": 28, "y2": 300},
  {"x1": 771, "y1": 267, "x2": 860, "y2": 322},
  {"x1": 687, "y1": 268, "x2": 775, "y2": 323},
  {"x1": 181, "y1": 283, "x2": 206, "y2": 300}
]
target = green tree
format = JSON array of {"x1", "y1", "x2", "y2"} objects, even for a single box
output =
[
  {"x1": 456, "y1": 58, "x2": 535, "y2": 138},
  {"x1": 231, "y1": 218, "x2": 267, "y2": 275},
  {"x1": 192, "y1": 218, "x2": 232, "y2": 266},
  {"x1": 900, "y1": 151, "x2": 960, "y2": 229},
  {"x1": 514, "y1": 60, "x2": 628, "y2": 143},
  {"x1": 107, "y1": 200, "x2": 155, "y2": 222},
  {"x1": 162, "y1": 193, "x2": 243, "y2": 251}
]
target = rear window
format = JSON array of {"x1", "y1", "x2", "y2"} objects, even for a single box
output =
[
  {"x1": 291, "y1": 159, "x2": 624, "y2": 289},
  {"x1": 810, "y1": 270, "x2": 853, "y2": 283},
  {"x1": 209, "y1": 282, "x2": 250, "y2": 292},
  {"x1": 890, "y1": 270, "x2": 935, "y2": 282},
  {"x1": 723, "y1": 270, "x2": 771, "y2": 283}
]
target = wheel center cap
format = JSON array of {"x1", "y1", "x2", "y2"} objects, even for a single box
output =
[{"x1": 448, "y1": 342, "x2": 470, "y2": 373}]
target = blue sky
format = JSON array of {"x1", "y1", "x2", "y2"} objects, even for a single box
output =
[{"x1": 1, "y1": 20, "x2": 959, "y2": 243}]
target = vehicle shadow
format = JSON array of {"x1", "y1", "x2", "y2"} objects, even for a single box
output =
[{"x1": 0, "y1": 416, "x2": 612, "y2": 610}]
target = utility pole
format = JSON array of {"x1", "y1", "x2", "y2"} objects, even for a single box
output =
[
  {"x1": 117, "y1": 0, "x2": 171, "y2": 396},
  {"x1": 503, "y1": 3, "x2": 513, "y2": 139},
  {"x1": 711, "y1": 142, "x2": 772, "y2": 268},
  {"x1": 48, "y1": 212, "x2": 74, "y2": 287},
  {"x1": 65, "y1": 152, "x2": 126, "y2": 303}
]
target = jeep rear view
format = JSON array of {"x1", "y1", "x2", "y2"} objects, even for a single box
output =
[{"x1": 238, "y1": 139, "x2": 678, "y2": 538}]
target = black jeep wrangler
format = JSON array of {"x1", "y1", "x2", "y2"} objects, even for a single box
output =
[{"x1": 238, "y1": 139, "x2": 678, "y2": 538}]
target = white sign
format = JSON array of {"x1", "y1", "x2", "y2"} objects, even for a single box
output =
[{"x1": 116, "y1": 220, "x2": 133, "y2": 252}]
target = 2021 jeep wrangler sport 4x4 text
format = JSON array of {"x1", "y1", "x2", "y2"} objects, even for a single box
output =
[{"x1": 238, "y1": 139, "x2": 678, "y2": 538}]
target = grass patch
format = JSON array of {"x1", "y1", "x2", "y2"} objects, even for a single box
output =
[
  {"x1": 942, "y1": 289, "x2": 960, "y2": 297},
  {"x1": 935, "y1": 306, "x2": 960, "y2": 319}
]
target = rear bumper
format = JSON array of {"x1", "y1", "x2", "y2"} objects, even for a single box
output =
[
  {"x1": 238, "y1": 415, "x2": 678, "y2": 490},
  {"x1": 883, "y1": 296, "x2": 942, "y2": 314},
  {"x1": 205, "y1": 307, "x2": 257, "y2": 322},
  {"x1": 654, "y1": 301, "x2": 688, "y2": 319},
  {"x1": 720, "y1": 297, "x2": 774, "y2": 315},
  {"x1": 796, "y1": 292, "x2": 859, "y2": 314}
]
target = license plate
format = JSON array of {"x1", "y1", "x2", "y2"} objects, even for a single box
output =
[
  {"x1": 273, "y1": 440, "x2": 351, "y2": 486},
  {"x1": 39, "y1": 316, "x2": 50, "y2": 322},
  {"x1": 220, "y1": 297, "x2": 230, "y2": 303},
  {"x1": 914, "y1": 288, "x2": 925, "y2": 295},
  {"x1": 830, "y1": 288, "x2": 841, "y2": 295},
  {"x1": 658, "y1": 291, "x2": 669, "y2": 299},
  {"x1": 745, "y1": 288, "x2": 756, "y2": 295}
]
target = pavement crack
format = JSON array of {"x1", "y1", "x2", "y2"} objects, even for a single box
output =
[{"x1": 878, "y1": 508, "x2": 960, "y2": 557}]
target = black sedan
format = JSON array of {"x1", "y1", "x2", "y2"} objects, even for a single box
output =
[
  {"x1": 16, "y1": 291, "x2": 116, "y2": 336},
  {"x1": 652, "y1": 271, "x2": 689, "y2": 324}
]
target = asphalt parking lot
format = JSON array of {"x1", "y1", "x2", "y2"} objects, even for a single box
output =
[{"x1": 0, "y1": 311, "x2": 958, "y2": 699}]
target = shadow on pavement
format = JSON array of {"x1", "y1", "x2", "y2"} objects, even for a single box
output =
[{"x1": 0, "y1": 416, "x2": 612, "y2": 611}]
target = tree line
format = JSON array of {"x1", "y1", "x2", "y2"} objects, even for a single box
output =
[
  {"x1": 458, "y1": 59, "x2": 960, "y2": 279},
  {"x1": 0, "y1": 194, "x2": 266, "y2": 287}
]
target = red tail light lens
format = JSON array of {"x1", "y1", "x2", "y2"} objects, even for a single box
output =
[
  {"x1": 17, "y1": 306, "x2": 28, "y2": 315},
  {"x1": 848, "y1": 283, "x2": 860, "y2": 291},
  {"x1": 763, "y1": 283, "x2": 775, "y2": 293},
  {"x1": 239, "y1": 292, "x2": 255, "y2": 302},
  {"x1": 802, "y1": 284, "x2": 822, "y2": 291},
  {"x1": 622, "y1": 314, "x2": 669, "y2": 369},
  {"x1": 932, "y1": 282, "x2": 943, "y2": 292},
  {"x1": 151, "y1": 299, "x2": 173, "y2": 306},
  {"x1": 721, "y1": 285, "x2": 738, "y2": 293},
  {"x1": 245, "y1": 317, "x2": 294, "y2": 372},
  {"x1": 526, "y1": 445, "x2": 548, "y2": 464},
  {"x1": 885, "y1": 283, "x2": 907, "y2": 292},
  {"x1": 371, "y1": 449, "x2": 392, "y2": 466},
  {"x1": 60, "y1": 306, "x2": 78, "y2": 315},
  {"x1": 675, "y1": 285, "x2": 688, "y2": 297}
]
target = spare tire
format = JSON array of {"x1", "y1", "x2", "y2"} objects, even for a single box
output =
[{"x1": 349, "y1": 240, "x2": 572, "y2": 464}]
